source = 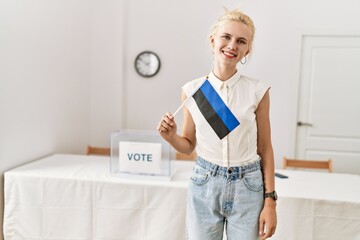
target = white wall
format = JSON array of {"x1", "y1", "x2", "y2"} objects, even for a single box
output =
[
  {"x1": 90, "y1": 0, "x2": 125, "y2": 147},
  {"x1": 0, "y1": 1, "x2": 92, "y2": 238}
]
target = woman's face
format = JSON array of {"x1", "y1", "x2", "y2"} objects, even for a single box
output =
[{"x1": 210, "y1": 20, "x2": 252, "y2": 69}]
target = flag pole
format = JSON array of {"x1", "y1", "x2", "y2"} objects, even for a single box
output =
[
  {"x1": 172, "y1": 96, "x2": 191, "y2": 117},
  {"x1": 172, "y1": 77, "x2": 207, "y2": 117}
]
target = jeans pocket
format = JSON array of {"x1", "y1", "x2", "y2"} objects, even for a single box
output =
[
  {"x1": 190, "y1": 165, "x2": 211, "y2": 186},
  {"x1": 242, "y1": 169, "x2": 263, "y2": 192}
]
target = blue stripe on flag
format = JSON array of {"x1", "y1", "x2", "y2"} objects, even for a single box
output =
[{"x1": 199, "y1": 80, "x2": 240, "y2": 131}]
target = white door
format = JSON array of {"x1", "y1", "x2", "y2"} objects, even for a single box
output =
[{"x1": 296, "y1": 35, "x2": 360, "y2": 174}]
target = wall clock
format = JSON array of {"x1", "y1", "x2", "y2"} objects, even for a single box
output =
[{"x1": 134, "y1": 51, "x2": 161, "y2": 77}]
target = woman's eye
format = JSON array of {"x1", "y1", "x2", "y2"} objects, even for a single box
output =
[{"x1": 222, "y1": 35, "x2": 231, "y2": 40}]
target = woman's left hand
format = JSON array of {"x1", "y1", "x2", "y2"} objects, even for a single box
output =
[{"x1": 258, "y1": 201, "x2": 277, "y2": 239}]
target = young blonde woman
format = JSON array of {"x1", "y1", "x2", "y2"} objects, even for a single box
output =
[{"x1": 157, "y1": 8, "x2": 277, "y2": 240}]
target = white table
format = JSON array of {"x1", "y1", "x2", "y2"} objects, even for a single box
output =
[
  {"x1": 273, "y1": 169, "x2": 360, "y2": 240},
  {"x1": 3, "y1": 154, "x2": 360, "y2": 240},
  {"x1": 3, "y1": 154, "x2": 191, "y2": 240}
]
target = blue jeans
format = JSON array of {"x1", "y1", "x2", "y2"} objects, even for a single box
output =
[{"x1": 186, "y1": 157, "x2": 264, "y2": 240}]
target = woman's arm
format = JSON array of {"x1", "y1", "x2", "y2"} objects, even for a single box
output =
[
  {"x1": 255, "y1": 90, "x2": 277, "y2": 239},
  {"x1": 157, "y1": 91, "x2": 196, "y2": 155}
]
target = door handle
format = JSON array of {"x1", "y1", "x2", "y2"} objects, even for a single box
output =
[{"x1": 297, "y1": 121, "x2": 313, "y2": 127}]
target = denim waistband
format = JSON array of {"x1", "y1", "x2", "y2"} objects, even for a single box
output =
[{"x1": 196, "y1": 156, "x2": 261, "y2": 177}]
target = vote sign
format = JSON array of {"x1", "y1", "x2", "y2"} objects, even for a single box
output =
[{"x1": 119, "y1": 141, "x2": 162, "y2": 174}]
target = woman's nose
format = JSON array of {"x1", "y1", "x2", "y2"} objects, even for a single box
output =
[{"x1": 227, "y1": 42, "x2": 237, "y2": 50}]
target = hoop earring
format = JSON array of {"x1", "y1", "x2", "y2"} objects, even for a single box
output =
[{"x1": 240, "y1": 55, "x2": 247, "y2": 65}]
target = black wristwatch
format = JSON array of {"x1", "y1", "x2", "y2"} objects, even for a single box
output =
[{"x1": 264, "y1": 191, "x2": 278, "y2": 201}]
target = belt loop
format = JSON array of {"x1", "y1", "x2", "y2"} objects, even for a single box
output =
[
  {"x1": 212, "y1": 165, "x2": 218, "y2": 176},
  {"x1": 239, "y1": 169, "x2": 244, "y2": 179}
]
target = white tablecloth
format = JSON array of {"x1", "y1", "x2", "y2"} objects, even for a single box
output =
[
  {"x1": 3, "y1": 154, "x2": 360, "y2": 240},
  {"x1": 273, "y1": 169, "x2": 360, "y2": 240}
]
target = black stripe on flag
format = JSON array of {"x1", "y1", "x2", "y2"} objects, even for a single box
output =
[{"x1": 193, "y1": 89, "x2": 231, "y2": 139}]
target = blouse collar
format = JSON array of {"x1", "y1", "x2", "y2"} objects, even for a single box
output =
[{"x1": 208, "y1": 70, "x2": 241, "y2": 90}]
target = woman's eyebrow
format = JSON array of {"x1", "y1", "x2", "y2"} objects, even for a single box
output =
[
  {"x1": 222, "y1": 32, "x2": 248, "y2": 40},
  {"x1": 238, "y1": 37, "x2": 248, "y2": 42}
]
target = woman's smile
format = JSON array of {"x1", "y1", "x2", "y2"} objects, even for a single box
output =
[{"x1": 222, "y1": 49, "x2": 238, "y2": 59}]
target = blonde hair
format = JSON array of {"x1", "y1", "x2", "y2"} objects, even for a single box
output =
[{"x1": 210, "y1": 8, "x2": 255, "y2": 53}]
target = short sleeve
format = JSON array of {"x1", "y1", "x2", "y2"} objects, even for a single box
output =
[
  {"x1": 182, "y1": 81, "x2": 192, "y2": 98},
  {"x1": 255, "y1": 81, "x2": 270, "y2": 109},
  {"x1": 182, "y1": 77, "x2": 205, "y2": 98}
]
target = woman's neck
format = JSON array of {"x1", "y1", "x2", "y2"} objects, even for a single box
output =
[{"x1": 213, "y1": 66, "x2": 237, "y2": 81}]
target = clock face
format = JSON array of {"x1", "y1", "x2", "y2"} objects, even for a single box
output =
[{"x1": 134, "y1": 51, "x2": 161, "y2": 77}]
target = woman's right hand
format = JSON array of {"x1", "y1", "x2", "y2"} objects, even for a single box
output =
[{"x1": 157, "y1": 112, "x2": 177, "y2": 140}]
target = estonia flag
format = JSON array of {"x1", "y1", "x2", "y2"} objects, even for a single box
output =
[{"x1": 192, "y1": 79, "x2": 240, "y2": 139}]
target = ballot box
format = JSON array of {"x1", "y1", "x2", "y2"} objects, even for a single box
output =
[{"x1": 110, "y1": 129, "x2": 172, "y2": 181}]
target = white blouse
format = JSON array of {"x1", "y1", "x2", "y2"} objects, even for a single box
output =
[{"x1": 182, "y1": 71, "x2": 270, "y2": 167}]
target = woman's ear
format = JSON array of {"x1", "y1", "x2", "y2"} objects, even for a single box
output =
[
  {"x1": 246, "y1": 47, "x2": 251, "y2": 56},
  {"x1": 210, "y1": 35, "x2": 215, "y2": 47}
]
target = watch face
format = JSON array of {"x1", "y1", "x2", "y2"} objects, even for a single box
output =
[
  {"x1": 273, "y1": 191, "x2": 278, "y2": 200},
  {"x1": 134, "y1": 51, "x2": 161, "y2": 77},
  {"x1": 265, "y1": 191, "x2": 278, "y2": 201}
]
